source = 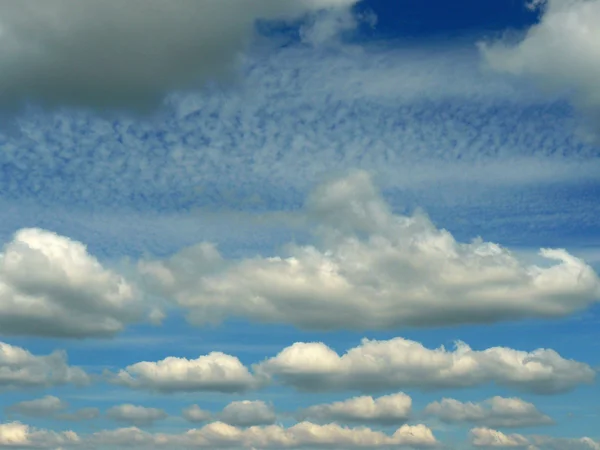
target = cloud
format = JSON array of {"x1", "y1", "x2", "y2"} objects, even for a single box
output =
[
  {"x1": 0, "y1": 341, "x2": 89, "y2": 390},
  {"x1": 0, "y1": 422, "x2": 79, "y2": 448},
  {"x1": 479, "y1": 0, "x2": 600, "y2": 132},
  {"x1": 91, "y1": 421, "x2": 437, "y2": 448},
  {"x1": 254, "y1": 337, "x2": 595, "y2": 394},
  {"x1": 297, "y1": 392, "x2": 412, "y2": 425},
  {"x1": 141, "y1": 171, "x2": 600, "y2": 331},
  {"x1": 0, "y1": 0, "x2": 360, "y2": 113},
  {"x1": 0, "y1": 228, "x2": 145, "y2": 338},
  {"x1": 109, "y1": 351, "x2": 263, "y2": 393},
  {"x1": 470, "y1": 427, "x2": 530, "y2": 447},
  {"x1": 6, "y1": 395, "x2": 67, "y2": 418},
  {"x1": 219, "y1": 400, "x2": 277, "y2": 427},
  {"x1": 531, "y1": 436, "x2": 600, "y2": 450},
  {"x1": 106, "y1": 404, "x2": 168, "y2": 426},
  {"x1": 424, "y1": 396, "x2": 553, "y2": 428},
  {"x1": 182, "y1": 405, "x2": 212, "y2": 424}
]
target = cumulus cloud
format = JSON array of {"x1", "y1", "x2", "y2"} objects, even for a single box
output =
[
  {"x1": 424, "y1": 396, "x2": 553, "y2": 428},
  {"x1": 254, "y1": 337, "x2": 595, "y2": 394},
  {"x1": 470, "y1": 427, "x2": 530, "y2": 447},
  {"x1": 219, "y1": 400, "x2": 277, "y2": 427},
  {"x1": 109, "y1": 352, "x2": 262, "y2": 393},
  {"x1": 106, "y1": 404, "x2": 168, "y2": 426},
  {"x1": 0, "y1": 0, "x2": 360, "y2": 112},
  {"x1": 297, "y1": 392, "x2": 412, "y2": 425},
  {"x1": 0, "y1": 228, "x2": 144, "y2": 338},
  {"x1": 0, "y1": 341, "x2": 89, "y2": 390},
  {"x1": 0, "y1": 421, "x2": 79, "y2": 448},
  {"x1": 6, "y1": 395, "x2": 67, "y2": 418},
  {"x1": 479, "y1": 0, "x2": 600, "y2": 131},
  {"x1": 57, "y1": 407, "x2": 100, "y2": 421},
  {"x1": 182, "y1": 405, "x2": 212, "y2": 423},
  {"x1": 99, "y1": 421, "x2": 437, "y2": 448},
  {"x1": 141, "y1": 171, "x2": 600, "y2": 331}
]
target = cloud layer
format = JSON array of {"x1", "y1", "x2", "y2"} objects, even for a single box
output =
[
  {"x1": 425, "y1": 396, "x2": 553, "y2": 428},
  {"x1": 141, "y1": 171, "x2": 600, "y2": 330},
  {"x1": 0, "y1": 0, "x2": 359, "y2": 112}
]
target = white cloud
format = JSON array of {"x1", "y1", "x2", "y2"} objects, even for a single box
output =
[
  {"x1": 219, "y1": 400, "x2": 277, "y2": 427},
  {"x1": 254, "y1": 337, "x2": 595, "y2": 394},
  {"x1": 297, "y1": 392, "x2": 412, "y2": 425},
  {"x1": 479, "y1": 0, "x2": 600, "y2": 131},
  {"x1": 106, "y1": 404, "x2": 168, "y2": 426},
  {"x1": 109, "y1": 352, "x2": 262, "y2": 393},
  {"x1": 6, "y1": 395, "x2": 67, "y2": 418},
  {"x1": 0, "y1": 228, "x2": 144, "y2": 338},
  {"x1": 532, "y1": 436, "x2": 600, "y2": 450},
  {"x1": 182, "y1": 405, "x2": 212, "y2": 423},
  {"x1": 141, "y1": 171, "x2": 600, "y2": 330},
  {"x1": 470, "y1": 427, "x2": 530, "y2": 447},
  {"x1": 424, "y1": 396, "x2": 553, "y2": 428},
  {"x1": 0, "y1": 422, "x2": 79, "y2": 448},
  {"x1": 0, "y1": 341, "x2": 89, "y2": 390},
  {"x1": 0, "y1": 0, "x2": 360, "y2": 112}
]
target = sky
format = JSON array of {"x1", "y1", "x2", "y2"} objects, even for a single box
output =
[{"x1": 0, "y1": 0, "x2": 599, "y2": 449}]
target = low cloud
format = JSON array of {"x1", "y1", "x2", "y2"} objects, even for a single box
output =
[
  {"x1": 0, "y1": 422, "x2": 79, "y2": 448},
  {"x1": 425, "y1": 396, "x2": 553, "y2": 428},
  {"x1": 5, "y1": 396, "x2": 67, "y2": 418},
  {"x1": 254, "y1": 337, "x2": 595, "y2": 394},
  {"x1": 0, "y1": 0, "x2": 360, "y2": 113},
  {"x1": 470, "y1": 427, "x2": 530, "y2": 447},
  {"x1": 0, "y1": 341, "x2": 89, "y2": 390},
  {"x1": 106, "y1": 404, "x2": 168, "y2": 426},
  {"x1": 141, "y1": 171, "x2": 600, "y2": 331},
  {"x1": 182, "y1": 405, "x2": 212, "y2": 424},
  {"x1": 297, "y1": 392, "x2": 412, "y2": 425},
  {"x1": 218, "y1": 400, "x2": 277, "y2": 427},
  {"x1": 109, "y1": 352, "x2": 263, "y2": 393},
  {"x1": 479, "y1": 0, "x2": 600, "y2": 134},
  {"x1": 0, "y1": 228, "x2": 144, "y2": 338}
]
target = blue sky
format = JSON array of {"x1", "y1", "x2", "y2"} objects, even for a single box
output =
[{"x1": 0, "y1": 1, "x2": 599, "y2": 449}]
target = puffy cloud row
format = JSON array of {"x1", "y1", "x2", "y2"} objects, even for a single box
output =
[
  {"x1": 0, "y1": 341, "x2": 88, "y2": 390},
  {"x1": 183, "y1": 401, "x2": 277, "y2": 427},
  {"x1": 0, "y1": 420, "x2": 437, "y2": 449},
  {"x1": 480, "y1": 0, "x2": 600, "y2": 133},
  {"x1": 104, "y1": 336, "x2": 595, "y2": 395},
  {"x1": 470, "y1": 428, "x2": 600, "y2": 450},
  {"x1": 140, "y1": 171, "x2": 600, "y2": 332},
  {"x1": 0, "y1": 0, "x2": 360, "y2": 113},
  {"x1": 1, "y1": 172, "x2": 599, "y2": 339},
  {"x1": 424, "y1": 396, "x2": 553, "y2": 428}
]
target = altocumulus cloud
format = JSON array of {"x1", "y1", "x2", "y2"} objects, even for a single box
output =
[
  {"x1": 479, "y1": 0, "x2": 600, "y2": 131},
  {"x1": 254, "y1": 337, "x2": 595, "y2": 394},
  {"x1": 424, "y1": 396, "x2": 554, "y2": 428},
  {"x1": 0, "y1": 228, "x2": 148, "y2": 338},
  {"x1": 0, "y1": 341, "x2": 88, "y2": 390},
  {"x1": 139, "y1": 171, "x2": 600, "y2": 331},
  {"x1": 0, "y1": 0, "x2": 360, "y2": 112}
]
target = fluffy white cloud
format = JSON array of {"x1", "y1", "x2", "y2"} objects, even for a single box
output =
[
  {"x1": 0, "y1": 228, "x2": 144, "y2": 338},
  {"x1": 0, "y1": 341, "x2": 89, "y2": 390},
  {"x1": 479, "y1": 0, "x2": 600, "y2": 130},
  {"x1": 6, "y1": 395, "x2": 67, "y2": 418},
  {"x1": 424, "y1": 396, "x2": 553, "y2": 428},
  {"x1": 0, "y1": 421, "x2": 79, "y2": 448},
  {"x1": 182, "y1": 421, "x2": 437, "y2": 448},
  {"x1": 219, "y1": 400, "x2": 277, "y2": 427},
  {"x1": 110, "y1": 352, "x2": 262, "y2": 393},
  {"x1": 0, "y1": 0, "x2": 360, "y2": 112},
  {"x1": 297, "y1": 392, "x2": 412, "y2": 425},
  {"x1": 141, "y1": 171, "x2": 600, "y2": 331},
  {"x1": 470, "y1": 427, "x2": 530, "y2": 447},
  {"x1": 106, "y1": 404, "x2": 168, "y2": 426},
  {"x1": 182, "y1": 405, "x2": 212, "y2": 423},
  {"x1": 254, "y1": 337, "x2": 595, "y2": 394}
]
